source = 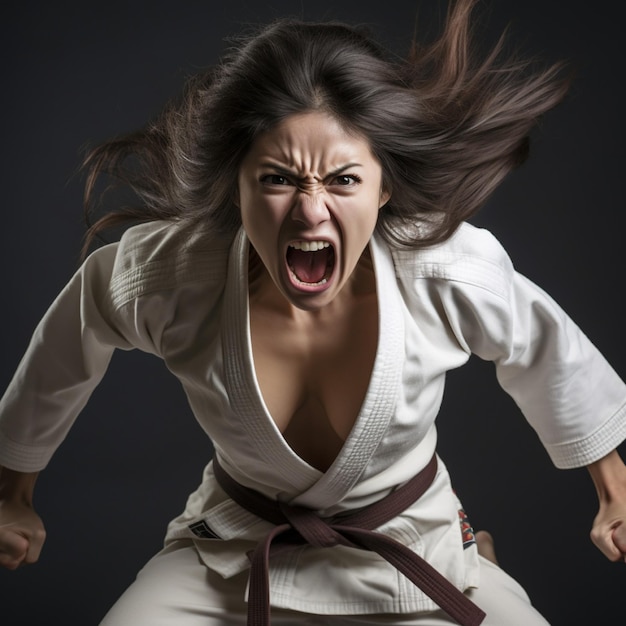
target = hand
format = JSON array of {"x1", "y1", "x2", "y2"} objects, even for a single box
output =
[
  {"x1": 0, "y1": 500, "x2": 46, "y2": 570},
  {"x1": 590, "y1": 500, "x2": 626, "y2": 563},
  {"x1": 587, "y1": 449, "x2": 626, "y2": 563}
]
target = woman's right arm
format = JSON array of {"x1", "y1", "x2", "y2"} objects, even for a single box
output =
[
  {"x1": 0, "y1": 465, "x2": 45, "y2": 570},
  {"x1": 0, "y1": 243, "x2": 126, "y2": 569}
]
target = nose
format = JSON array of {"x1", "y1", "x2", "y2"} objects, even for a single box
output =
[{"x1": 290, "y1": 191, "x2": 330, "y2": 228}]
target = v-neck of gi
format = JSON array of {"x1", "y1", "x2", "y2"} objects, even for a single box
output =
[{"x1": 222, "y1": 228, "x2": 404, "y2": 509}]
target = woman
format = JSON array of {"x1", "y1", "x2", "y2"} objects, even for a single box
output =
[{"x1": 1, "y1": 1, "x2": 624, "y2": 624}]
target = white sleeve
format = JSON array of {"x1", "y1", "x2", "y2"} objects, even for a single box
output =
[
  {"x1": 396, "y1": 224, "x2": 626, "y2": 469},
  {"x1": 442, "y1": 235, "x2": 626, "y2": 468},
  {"x1": 0, "y1": 243, "x2": 142, "y2": 472}
]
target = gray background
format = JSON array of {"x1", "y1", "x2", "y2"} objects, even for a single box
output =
[{"x1": 1, "y1": 0, "x2": 624, "y2": 623}]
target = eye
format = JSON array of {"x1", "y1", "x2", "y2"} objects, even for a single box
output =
[
  {"x1": 260, "y1": 174, "x2": 291, "y2": 186},
  {"x1": 332, "y1": 174, "x2": 362, "y2": 186}
]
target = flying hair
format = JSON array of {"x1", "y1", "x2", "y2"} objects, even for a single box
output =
[{"x1": 81, "y1": 0, "x2": 570, "y2": 258}]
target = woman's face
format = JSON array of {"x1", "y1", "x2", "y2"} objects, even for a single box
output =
[{"x1": 237, "y1": 111, "x2": 390, "y2": 311}]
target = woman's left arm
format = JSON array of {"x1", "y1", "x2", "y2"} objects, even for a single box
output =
[{"x1": 588, "y1": 449, "x2": 626, "y2": 563}]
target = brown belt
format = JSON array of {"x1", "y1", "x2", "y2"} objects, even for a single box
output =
[{"x1": 212, "y1": 455, "x2": 485, "y2": 626}]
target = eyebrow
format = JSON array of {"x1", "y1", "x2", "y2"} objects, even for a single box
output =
[{"x1": 259, "y1": 161, "x2": 363, "y2": 182}]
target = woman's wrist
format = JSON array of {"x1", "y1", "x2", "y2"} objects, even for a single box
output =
[
  {"x1": 587, "y1": 449, "x2": 626, "y2": 504},
  {"x1": 0, "y1": 467, "x2": 39, "y2": 505}
]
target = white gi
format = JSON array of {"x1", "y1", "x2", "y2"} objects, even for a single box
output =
[{"x1": 1, "y1": 220, "x2": 625, "y2": 621}]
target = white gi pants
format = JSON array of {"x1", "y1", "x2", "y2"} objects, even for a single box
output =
[{"x1": 100, "y1": 540, "x2": 549, "y2": 625}]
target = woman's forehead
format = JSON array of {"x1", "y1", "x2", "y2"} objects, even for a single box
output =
[{"x1": 243, "y1": 111, "x2": 377, "y2": 171}]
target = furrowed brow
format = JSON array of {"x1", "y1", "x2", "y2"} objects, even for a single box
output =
[
  {"x1": 259, "y1": 161, "x2": 362, "y2": 182},
  {"x1": 259, "y1": 162, "x2": 296, "y2": 177},
  {"x1": 323, "y1": 163, "x2": 363, "y2": 181}
]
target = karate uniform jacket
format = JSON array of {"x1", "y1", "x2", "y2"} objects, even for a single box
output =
[{"x1": 1, "y1": 219, "x2": 625, "y2": 614}]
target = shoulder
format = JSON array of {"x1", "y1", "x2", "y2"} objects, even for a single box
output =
[
  {"x1": 106, "y1": 220, "x2": 233, "y2": 310},
  {"x1": 390, "y1": 222, "x2": 514, "y2": 300}
]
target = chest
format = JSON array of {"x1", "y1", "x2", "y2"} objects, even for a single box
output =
[{"x1": 249, "y1": 294, "x2": 378, "y2": 471}]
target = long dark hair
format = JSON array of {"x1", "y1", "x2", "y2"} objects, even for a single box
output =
[{"x1": 81, "y1": 0, "x2": 570, "y2": 258}]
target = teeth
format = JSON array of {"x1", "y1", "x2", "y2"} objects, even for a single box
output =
[
  {"x1": 290, "y1": 241, "x2": 330, "y2": 252},
  {"x1": 291, "y1": 274, "x2": 328, "y2": 286}
]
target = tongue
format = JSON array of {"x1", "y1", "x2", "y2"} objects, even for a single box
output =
[{"x1": 287, "y1": 247, "x2": 331, "y2": 283}]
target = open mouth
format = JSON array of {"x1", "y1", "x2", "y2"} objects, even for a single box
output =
[{"x1": 286, "y1": 240, "x2": 335, "y2": 287}]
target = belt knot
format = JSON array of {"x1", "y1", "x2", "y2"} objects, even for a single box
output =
[{"x1": 277, "y1": 501, "x2": 344, "y2": 548}]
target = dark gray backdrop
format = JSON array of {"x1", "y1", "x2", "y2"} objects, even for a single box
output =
[{"x1": 1, "y1": 1, "x2": 624, "y2": 624}]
